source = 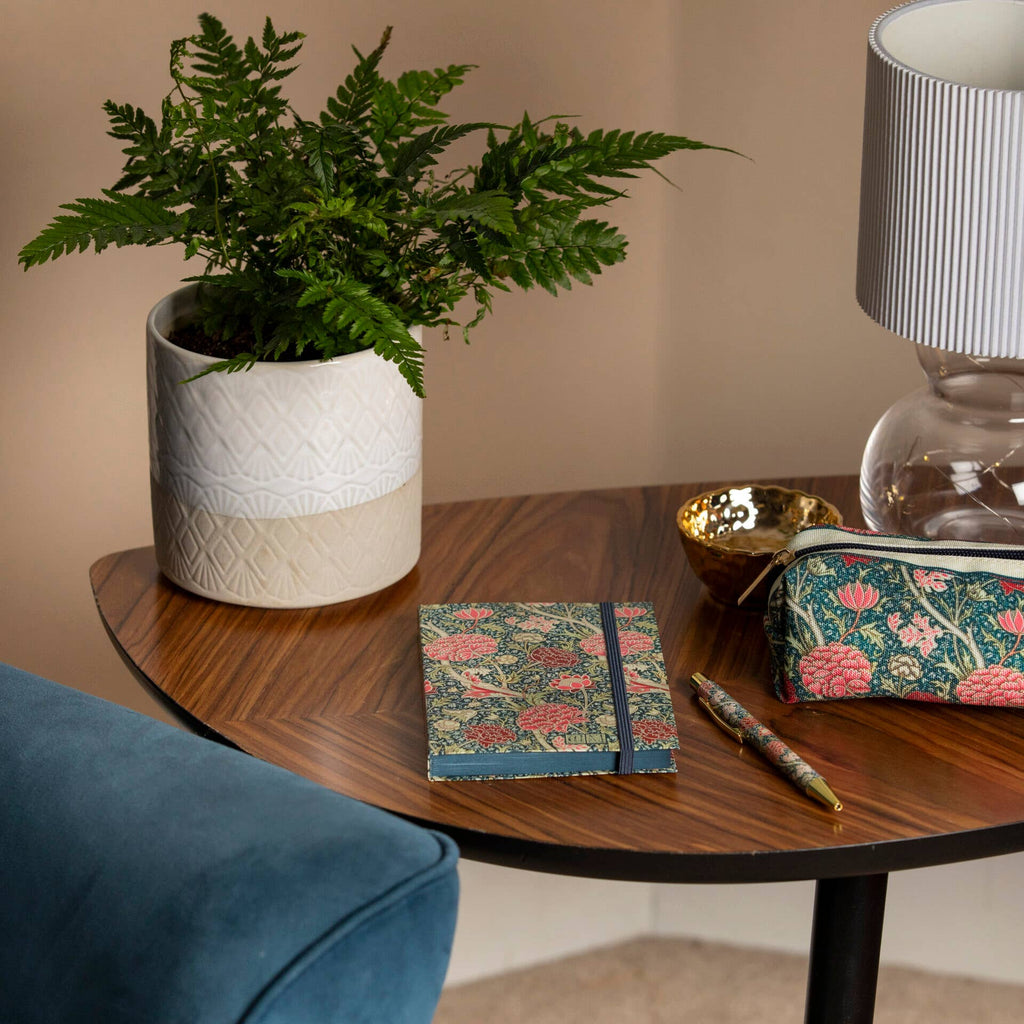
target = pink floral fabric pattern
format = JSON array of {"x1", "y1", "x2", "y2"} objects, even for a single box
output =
[
  {"x1": 420, "y1": 601, "x2": 677, "y2": 778},
  {"x1": 423, "y1": 633, "x2": 498, "y2": 662},
  {"x1": 528, "y1": 646, "x2": 580, "y2": 668},
  {"x1": 798, "y1": 643, "x2": 873, "y2": 699},
  {"x1": 765, "y1": 526, "x2": 1024, "y2": 705},
  {"x1": 578, "y1": 631, "x2": 654, "y2": 657}
]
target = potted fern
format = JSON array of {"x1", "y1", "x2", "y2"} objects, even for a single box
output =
[{"x1": 19, "y1": 13, "x2": 729, "y2": 608}]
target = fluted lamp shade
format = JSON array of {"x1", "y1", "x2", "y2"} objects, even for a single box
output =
[{"x1": 857, "y1": 0, "x2": 1024, "y2": 541}]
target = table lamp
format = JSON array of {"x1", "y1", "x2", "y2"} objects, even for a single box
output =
[{"x1": 857, "y1": 0, "x2": 1024, "y2": 541}]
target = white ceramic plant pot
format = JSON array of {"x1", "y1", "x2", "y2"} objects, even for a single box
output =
[{"x1": 146, "y1": 285, "x2": 422, "y2": 608}]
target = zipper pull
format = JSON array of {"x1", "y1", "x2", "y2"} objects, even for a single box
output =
[{"x1": 737, "y1": 548, "x2": 795, "y2": 606}]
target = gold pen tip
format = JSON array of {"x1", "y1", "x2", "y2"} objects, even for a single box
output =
[{"x1": 807, "y1": 777, "x2": 842, "y2": 812}]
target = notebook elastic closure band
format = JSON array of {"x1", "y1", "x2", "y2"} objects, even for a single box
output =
[{"x1": 600, "y1": 601, "x2": 635, "y2": 774}]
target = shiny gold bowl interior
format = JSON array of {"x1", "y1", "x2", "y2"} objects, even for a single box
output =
[{"x1": 676, "y1": 484, "x2": 844, "y2": 605}]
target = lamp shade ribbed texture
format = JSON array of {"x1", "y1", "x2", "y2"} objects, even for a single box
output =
[{"x1": 856, "y1": 0, "x2": 1024, "y2": 357}]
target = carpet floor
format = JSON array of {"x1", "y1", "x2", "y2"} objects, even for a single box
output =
[{"x1": 434, "y1": 936, "x2": 1024, "y2": 1023}]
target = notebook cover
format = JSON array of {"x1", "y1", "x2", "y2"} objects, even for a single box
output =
[{"x1": 419, "y1": 601, "x2": 678, "y2": 780}]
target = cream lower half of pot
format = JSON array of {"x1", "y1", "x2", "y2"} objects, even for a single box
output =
[{"x1": 152, "y1": 468, "x2": 422, "y2": 608}]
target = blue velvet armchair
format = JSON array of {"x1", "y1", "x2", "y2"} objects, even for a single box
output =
[{"x1": 0, "y1": 662, "x2": 459, "y2": 1024}]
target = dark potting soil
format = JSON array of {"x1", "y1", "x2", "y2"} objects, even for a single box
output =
[
  {"x1": 168, "y1": 323, "x2": 328, "y2": 365},
  {"x1": 168, "y1": 323, "x2": 259, "y2": 361}
]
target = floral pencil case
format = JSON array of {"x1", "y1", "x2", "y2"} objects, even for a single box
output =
[{"x1": 763, "y1": 525, "x2": 1024, "y2": 706}]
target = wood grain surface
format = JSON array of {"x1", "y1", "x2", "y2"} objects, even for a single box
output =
[{"x1": 90, "y1": 477, "x2": 1024, "y2": 883}]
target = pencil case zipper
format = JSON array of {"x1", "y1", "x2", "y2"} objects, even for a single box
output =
[{"x1": 740, "y1": 526, "x2": 1024, "y2": 604}]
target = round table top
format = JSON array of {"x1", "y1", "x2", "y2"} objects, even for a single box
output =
[{"x1": 91, "y1": 476, "x2": 1024, "y2": 884}]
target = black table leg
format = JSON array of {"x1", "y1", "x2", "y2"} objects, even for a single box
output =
[{"x1": 804, "y1": 873, "x2": 888, "y2": 1024}]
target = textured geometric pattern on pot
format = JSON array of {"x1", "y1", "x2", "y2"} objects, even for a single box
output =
[
  {"x1": 147, "y1": 294, "x2": 422, "y2": 520},
  {"x1": 151, "y1": 470, "x2": 422, "y2": 607}
]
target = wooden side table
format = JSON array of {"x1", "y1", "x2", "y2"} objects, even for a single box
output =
[{"x1": 91, "y1": 476, "x2": 1024, "y2": 1023}]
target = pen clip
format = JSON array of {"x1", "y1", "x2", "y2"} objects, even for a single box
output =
[{"x1": 697, "y1": 696, "x2": 745, "y2": 744}]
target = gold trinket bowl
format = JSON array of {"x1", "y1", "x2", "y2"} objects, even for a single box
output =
[{"x1": 676, "y1": 485, "x2": 843, "y2": 606}]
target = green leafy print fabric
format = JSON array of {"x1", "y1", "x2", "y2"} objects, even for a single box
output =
[
  {"x1": 419, "y1": 602, "x2": 677, "y2": 758},
  {"x1": 766, "y1": 553, "x2": 1024, "y2": 706}
]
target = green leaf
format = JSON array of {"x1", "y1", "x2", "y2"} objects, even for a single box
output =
[
  {"x1": 182, "y1": 352, "x2": 258, "y2": 382},
  {"x1": 297, "y1": 122, "x2": 336, "y2": 194},
  {"x1": 281, "y1": 269, "x2": 424, "y2": 396},
  {"x1": 423, "y1": 190, "x2": 515, "y2": 235},
  {"x1": 388, "y1": 122, "x2": 491, "y2": 179},
  {"x1": 261, "y1": 16, "x2": 277, "y2": 51},
  {"x1": 18, "y1": 190, "x2": 183, "y2": 266},
  {"x1": 485, "y1": 218, "x2": 626, "y2": 295},
  {"x1": 103, "y1": 100, "x2": 159, "y2": 148},
  {"x1": 396, "y1": 64, "x2": 473, "y2": 108},
  {"x1": 320, "y1": 27, "x2": 392, "y2": 127}
]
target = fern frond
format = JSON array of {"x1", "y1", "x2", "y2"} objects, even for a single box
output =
[
  {"x1": 371, "y1": 63, "x2": 473, "y2": 147},
  {"x1": 182, "y1": 352, "x2": 258, "y2": 382},
  {"x1": 294, "y1": 121, "x2": 378, "y2": 193},
  {"x1": 281, "y1": 269, "x2": 424, "y2": 395},
  {"x1": 261, "y1": 17, "x2": 303, "y2": 61},
  {"x1": 280, "y1": 195, "x2": 389, "y2": 246},
  {"x1": 388, "y1": 121, "x2": 491, "y2": 179},
  {"x1": 188, "y1": 13, "x2": 243, "y2": 80},
  {"x1": 103, "y1": 99, "x2": 191, "y2": 197},
  {"x1": 320, "y1": 27, "x2": 392, "y2": 127},
  {"x1": 18, "y1": 191, "x2": 183, "y2": 266},
  {"x1": 396, "y1": 65, "x2": 473, "y2": 110},
  {"x1": 421, "y1": 189, "x2": 515, "y2": 235},
  {"x1": 430, "y1": 222, "x2": 490, "y2": 279},
  {"x1": 476, "y1": 131, "x2": 582, "y2": 198},
  {"x1": 103, "y1": 101, "x2": 160, "y2": 151},
  {"x1": 371, "y1": 326, "x2": 425, "y2": 398},
  {"x1": 246, "y1": 18, "x2": 303, "y2": 82},
  {"x1": 578, "y1": 128, "x2": 737, "y2": 178},
  {"x1": 295, "y1": 121, "x2": 335, "y2": 194},
  {"x1": 488, "y1": 218, "x2": 625, "y2": 296}
]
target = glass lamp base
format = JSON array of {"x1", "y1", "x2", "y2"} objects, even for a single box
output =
[{"x1": 860, "y1": 347, "x2": 1024, "y2": 543}]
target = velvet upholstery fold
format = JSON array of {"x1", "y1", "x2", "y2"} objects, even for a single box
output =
[{"x1": 0, "y1": 662, "x2": 458, "y2": 1024}]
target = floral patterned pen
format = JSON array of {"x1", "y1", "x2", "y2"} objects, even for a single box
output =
[{"x1": 690, "y1": 672, "x2": 842, "y2": 812}]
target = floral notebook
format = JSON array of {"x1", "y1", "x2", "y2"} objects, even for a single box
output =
[{"x1": 419, "y1": 601, "x2": 679, "y2": 780}]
